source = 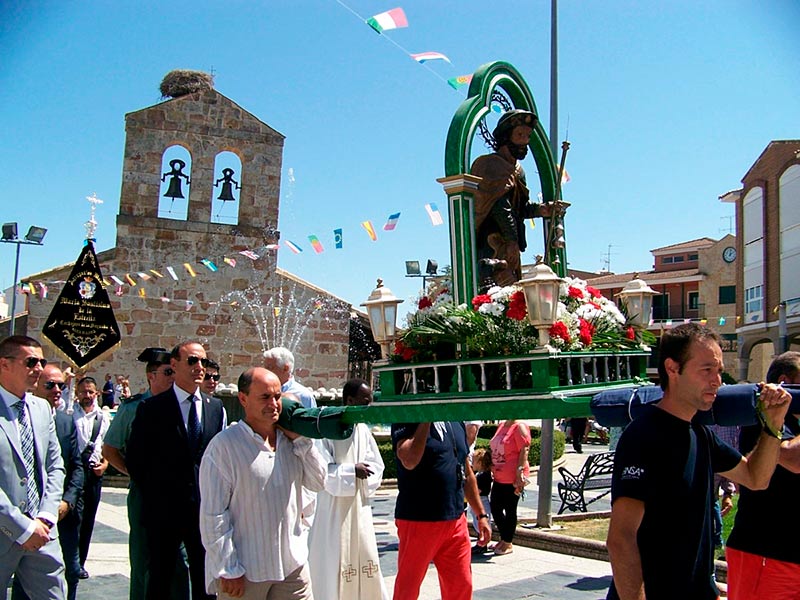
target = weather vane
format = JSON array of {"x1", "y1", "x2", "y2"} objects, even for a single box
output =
[{"x1": 84, "y1": 192, "x2": 104, "y2": 241}]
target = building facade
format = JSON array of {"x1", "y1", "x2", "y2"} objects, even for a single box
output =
[
  {"x1": 728, "y1": 140, "x2": 800, "y2": 381},
  {"x1": 18, "y1": 81, "x2": 356, "y2": 394}
]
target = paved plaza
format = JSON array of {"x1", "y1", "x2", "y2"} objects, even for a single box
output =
[{"x1": 78, "y1": 446, "x2": 613, "y2": 600}]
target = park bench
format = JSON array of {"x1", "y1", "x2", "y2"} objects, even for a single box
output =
[{"x1": 557, "y1": 451, "x2": 615, "y2": 514}]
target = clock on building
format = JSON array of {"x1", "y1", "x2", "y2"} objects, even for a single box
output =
[{"x1": 722, "y1": 246, "x2": 737, "y2": 263}]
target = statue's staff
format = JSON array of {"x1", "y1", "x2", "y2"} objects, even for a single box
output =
[{"x1": 544, "y1": 139, "x2": 570, "y2": 267}]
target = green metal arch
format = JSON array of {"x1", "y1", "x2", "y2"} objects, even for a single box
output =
[{"x1": 444, "y1": 61, "x2": 558, "y2": 204}]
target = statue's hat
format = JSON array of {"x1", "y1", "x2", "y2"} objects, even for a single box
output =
[{"x1": 493, "y1": 109, "x2": 537, "y2": 139}]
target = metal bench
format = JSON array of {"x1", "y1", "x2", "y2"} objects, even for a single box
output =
[{"x1": 557, "y1": 451, "x2": 615, "y2": 514}]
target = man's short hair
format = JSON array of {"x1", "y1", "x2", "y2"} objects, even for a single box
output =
[
  {"x1": 170, "y1": 340, "x2": 203, "y2": 361},
  {"x1": 0, "y1": 335, "x2": 41, "y2": 358},
  {"x1": 657, "y1": 322, "x2": 722, "y2": 391},
  {"x1": 343, "y1": 378, "x2": 369, "y2": 402},
  {"x1": 205, "y1": 359, "x2": 220, "y2": 372},
  {"x1": 766, "y1": 351, "x2": 800, "y2": 384},
  {"x1": 77, "y1": 376, "x2": 97, "y2": 388},
  {"x1": 263, "y1": 347, "x2": 294, "y2": 373},
  {"x1": 238, "y1": 368, "x2": 256, "y2": 395}
]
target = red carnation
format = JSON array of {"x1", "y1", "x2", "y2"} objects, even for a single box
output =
[
  {"x1": 506, "y1": 291, "x2": 528, "y2": 321},
  {"x1": 472, "y1": 294, "x2": 492, "y2": 310},
  {"x1": 626, "y1": 326, "x2": 636, "y2": 340},
  {"x1": 418, "y1": 296, "x2": 433, "y2": 309},
  {"x1": 549, "y1": 321, "x2": 570, "y2": 342},
  {"x1": 568, "y1": 286, "x2": 584, "y2": 299},
  {"x1": 587, "y1": 286, "x2": 602, "y2": 299},
  {"x1": 393, "y1": 340, "x2": 417, "y2": 361},
  {"x1": 578, "y1": 318, "x2": 596, "y2": 346}
]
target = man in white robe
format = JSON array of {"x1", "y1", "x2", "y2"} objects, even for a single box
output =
[{"x1": 308, "y1": 379, "x2": 389, "y2": 600}]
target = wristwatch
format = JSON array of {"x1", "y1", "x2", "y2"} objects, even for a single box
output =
[{"x1": 478, "y1": 513, "x2": 490, "y2": 520}]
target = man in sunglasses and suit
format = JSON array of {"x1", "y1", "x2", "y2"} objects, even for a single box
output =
[
  {"x1": 103, "y1": 347, "x2": 189, "y2": 600},
  {"x1": 0, "y1": 335, "x2": 66, "y2": 599},
  {"x1": 127, "y1": 341, "x2": 225, "y2": 600},
  {"x1": 12, "y1": 363, "x2": 85, "y2": 600}
]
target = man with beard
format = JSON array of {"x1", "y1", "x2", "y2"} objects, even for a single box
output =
[{"x1": 471, "y1": 109, "x2": 553, "y2": 287}]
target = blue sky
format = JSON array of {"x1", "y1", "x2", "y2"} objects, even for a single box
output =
[{"x1": 1, "y1": 1, "x2": 798, "y2": 322}]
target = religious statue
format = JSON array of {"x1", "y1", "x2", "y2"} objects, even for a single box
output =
[
  {"x1": 161, "y1": 159, "x2": 190, "y2": 199},
  {"x1": 470, "y1": 109, "x2": 562, "y2": 288}
]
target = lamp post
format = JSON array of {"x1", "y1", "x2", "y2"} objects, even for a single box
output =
[
  {"x1": 518, "y1": 258, "x2": 563, "y2": 347},
  {"x1": 616, "y1": 274, "x2": 658, "y2": 328},
  {"x1": 361, "y1": 279, "x2": 404, "y2": 359},
  {"x1": 1, "y1": 223, "x2": 48, "y2": 336}
]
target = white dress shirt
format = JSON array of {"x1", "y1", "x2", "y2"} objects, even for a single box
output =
[
  {"x1": 174, "y1": 383, "x2": 203, "y2": 429},
  {"x1": 199, "y1": 421, "x2": 326, "y2": 594},
  {"x1": 73, "y1": 401, "x2": 109, "y2": 466}
]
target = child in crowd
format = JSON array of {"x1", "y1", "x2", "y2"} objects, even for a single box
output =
[{"x1": 471, "y1": 448, "x2": 494, "y2": 554}]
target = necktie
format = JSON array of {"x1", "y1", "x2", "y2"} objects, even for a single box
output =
[
  {"x1": 15, "y1": 401, "x2": 40, "y2": 515},
  {"x1": 187, "y1": 395, "x2": 201, "y2": 453}
]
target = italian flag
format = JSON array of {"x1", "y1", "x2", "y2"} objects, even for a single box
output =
[{"x1": 367, "y1": 8, "x2": 408, "y2": 33}]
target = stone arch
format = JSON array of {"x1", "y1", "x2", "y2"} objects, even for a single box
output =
[
  {"x1": 158, "y1": 143, "x2": 193, "y2": 220},
  {"x1": 738, "y1": 335, "x2": 777, "y2": 382}
]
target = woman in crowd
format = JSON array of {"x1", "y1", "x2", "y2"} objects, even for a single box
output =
[{"x1": 489, "y1": 419, "x2": 531, "y2": 555}]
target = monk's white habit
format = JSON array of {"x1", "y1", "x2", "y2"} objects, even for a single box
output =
[{"x1": 308, "y1": 423, "x2": 389, "y2": 600}]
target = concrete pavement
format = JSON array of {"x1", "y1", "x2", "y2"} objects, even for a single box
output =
[{"x1": 77, "y1": 445, "x2": 614, "y2": 599}]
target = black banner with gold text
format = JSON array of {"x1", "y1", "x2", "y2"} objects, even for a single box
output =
[{"x1": 42, "y1": 241, "x2": 121, "y2": 368}]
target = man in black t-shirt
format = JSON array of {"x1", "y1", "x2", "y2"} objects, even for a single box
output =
[
  {"x1": 606, "y1": 323, "x2": 791, "y2": 600},
  {"x1": 391, "y1": 422, "x2": 491, "y2": 600},
  {"x1": 726, "y1": 351, "x2": 800, "y2": 599}
]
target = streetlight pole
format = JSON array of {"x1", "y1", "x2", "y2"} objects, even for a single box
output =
[{"x1": 1, "y1": 223, "x2": 48, "y2": 336}]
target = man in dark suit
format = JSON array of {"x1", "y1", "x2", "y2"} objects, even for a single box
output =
[
  {"x1": 127, "y1": 341, "x2": 225, "y2": 600},
  {"x1": 0, "y1": 335, "x2": 66, "y2": 599},
  {"x1": 14, "y1": 363, "x2": 85, "y2": 600}
]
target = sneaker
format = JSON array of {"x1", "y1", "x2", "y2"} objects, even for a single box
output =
[{"x1": 471, "y1": 544, "x2": 487, "y2": 555}]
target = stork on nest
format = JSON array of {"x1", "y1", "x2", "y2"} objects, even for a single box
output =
[{"x1": 159, "y1": 70, "x2": 214, "y2": 99}]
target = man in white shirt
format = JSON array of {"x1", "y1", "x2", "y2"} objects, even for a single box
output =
[
  {"x1": 199, "y1": 367, "x2": 326, "y2": 599},
  {"x1": 72, "y1": 376, "x2": 109, "y2": 580}
]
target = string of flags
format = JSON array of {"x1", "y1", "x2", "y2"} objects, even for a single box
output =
[{"x1": 345, "y1": 4, "x2": 472, "y2": 94}]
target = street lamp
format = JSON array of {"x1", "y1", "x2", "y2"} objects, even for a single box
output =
[
  {"x1": 361, "y1": 278, "x2": 404, "y2": 359},
  {"x1": 518, "y1": 258, "x2": 563, "y2": 347},
  {"x1": 616, "y1": 274, "x2": 658, "y2": 327},
  {"x1": 1, "y1": 223, "x2": 48, "y2": 336}
]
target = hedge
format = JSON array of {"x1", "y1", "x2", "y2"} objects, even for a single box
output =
[{"x1": 378, "y1": 426, "x2": 565, "y2": 480}]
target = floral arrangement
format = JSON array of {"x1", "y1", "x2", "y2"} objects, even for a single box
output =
[{"x1": 392, "y1": 276, "x2": 654, "y2": 363}]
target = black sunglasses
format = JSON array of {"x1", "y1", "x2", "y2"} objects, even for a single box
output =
[
  {"x1": 158, "y1": 367, "x2": 175, "y2": 377},
  {"x1": 185, "y1": 356, "x2": 211, "y2": 367},
  {"x1": 8, "y1": 356, "x2": 48, "y2": 369},
  {"x1": 204, "y1": 373, "x2": 220, "y2": 382},
  {"x1": 44, "y1": 381, "x2": 68, "y2": 391}
]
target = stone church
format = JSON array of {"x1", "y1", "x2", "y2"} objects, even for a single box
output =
[{"x1": 21, "y1": 74, "x2": 369, "y2": 394}]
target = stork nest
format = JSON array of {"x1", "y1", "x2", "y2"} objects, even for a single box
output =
[{"x1": 159, "y1": 70, "x2": 214, "y2": 99}]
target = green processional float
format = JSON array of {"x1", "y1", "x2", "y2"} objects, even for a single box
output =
[{"x1": 343, "y1": 61, "x2": 656, "y2": 425}]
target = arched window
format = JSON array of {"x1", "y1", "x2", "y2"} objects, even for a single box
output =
[
  {"x1": 210, "y1": 151, "x2": 242, "y2": 225},
  {"x1": 158, "y1": 145, "x2": 192, "y2": 220}
]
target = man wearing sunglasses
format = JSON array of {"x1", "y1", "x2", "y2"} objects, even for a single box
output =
[
  {"x1": 127, "y1": 341, "x2": 225, "y2": 600},
  {"x1": 0, "y1": 335, "x2": 67, "y2": 599},
  {"x1": 200, "y1": 359, "x2": 220, "y2": 397},
  {"x1": 11, "y1": 364, "x2": 86, "y2": 600},
  {"x1": 103, "y1": 347, "x2": 189, "y2": 600}
]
